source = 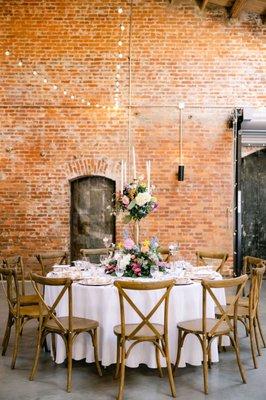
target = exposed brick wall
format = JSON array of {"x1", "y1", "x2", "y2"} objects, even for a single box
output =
[{"x1": 0, "y1": 0, "x2": 265, "y2": 273}]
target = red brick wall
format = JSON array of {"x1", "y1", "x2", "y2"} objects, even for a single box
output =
[{"x1": 0, "y1": 0, "x2": 265, "y2": 272}]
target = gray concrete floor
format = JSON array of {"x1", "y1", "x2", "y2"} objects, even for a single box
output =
[{"x1": 0, "y1": 283, "x2": 266, "y2": 400}]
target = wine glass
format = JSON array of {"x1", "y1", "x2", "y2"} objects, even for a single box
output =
[
  {"x1": 150, "y1": 265, "x2": 159, "y2": 279},
  {"x1": 103, "y1": 235, "x2": 112, "y2": 248},
  {"x1": 115, "y1": 264, "x2": 125, "y2": 278},
  {"x1": 168, "y1": 242, "x2": 179, "y2": 262}
]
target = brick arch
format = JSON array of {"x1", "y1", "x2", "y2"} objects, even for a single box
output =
[{"x1": 65, "y1": 157, "x2": 121, "y2": 183}]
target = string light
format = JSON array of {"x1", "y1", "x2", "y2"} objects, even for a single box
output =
[{"x1": 4, "y1": 4, "x2": 127, "y2": 109}]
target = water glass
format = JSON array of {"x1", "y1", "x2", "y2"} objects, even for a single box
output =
[{"x1": 115, "y1": 265, "x2": 125, "y2": 278}]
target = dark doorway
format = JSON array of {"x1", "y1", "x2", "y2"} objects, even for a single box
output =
[
  {"x1": 70, "y1": 176, "x2": 116, "y2": 261},
  {"x1": 242, "y1": 149, "x2": 266, "y2": 259}
]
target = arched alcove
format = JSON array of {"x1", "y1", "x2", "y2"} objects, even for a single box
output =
[{"x1": 70, "y1": 175, "x2": 116, "y2": 261}]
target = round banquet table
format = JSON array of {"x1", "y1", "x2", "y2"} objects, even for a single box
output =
[{"x1": 45, "y1": 278, "x2": 227, "y2": 369}]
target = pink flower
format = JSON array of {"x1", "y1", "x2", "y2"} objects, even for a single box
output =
[
  {"x1": 122, "y1": 195, "x2": 130, "y2": 206},
  {"x1": 124, "y1": 238, "x2": 135, "y2": 250}
]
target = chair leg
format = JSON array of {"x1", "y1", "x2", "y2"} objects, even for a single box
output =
[
  {"x1": 155, "y1": 340, "x2": 163, "y2": 378},
  {"x1": 2, "y1": 313, "x2": 13, "y2": 356},
  {"x1": 253, "y1": 318, "x2": 261, "y2": 356},
  {"x1": 67, "y1": 334, "x2": 73, "y2": 393},
  {"x1": 202, "y1": 336, "x2": 208, "y2": 395},
  {"x1": 114, "y1": 335, "x2": 121, "y2": 379},
  {"x1": 117, "y1": 343, "x2": 126, "y2": 400},
  {"x1": 208, "y1": 341, "x2": 212, "y2": 369},
  {"x1": 256, "y1": 310, "x2": 266, "y2": 348},
  {"x1": 230, "y1": 335, "x2": 247, "y2": 384},
  {"x1": 11, "y1": 318, "x2": 21, "y2": 369},
  {"x1": 249, "y1": 318, "x2": 258, "y2": 369},
  {"x1": 173, "y1": 328, "x2": 184, "y2": 374},
  {"x1": 164, "y1": 336, "x2": 176, "y2": 398},
  {"x1": 91, "y1": 329, "x2": 102, "y2": 377},
  {"x1": 29, "y1": 326, "x2": 43, "y2": 381}
]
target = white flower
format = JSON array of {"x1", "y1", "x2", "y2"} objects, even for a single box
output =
[
  {"x1": 135, "y1": 192, "x2": 151, "y2": 207},
  {"x1": 119, "y1": 254, "x2": 131, "y2": 269}
]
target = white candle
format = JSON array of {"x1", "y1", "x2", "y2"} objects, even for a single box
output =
[
  {"x1": 121, "y1": 160, "x2": 124, "y2": 193},
  {"x1": 147, "y1": 160, "x2": 151, "y2": 192},
  {"x1": 132, "y1": 146, "x2": 136, "y2": 180},
  {"x1": 124, "y1": 161, "x2": 127, "y2": 185}
]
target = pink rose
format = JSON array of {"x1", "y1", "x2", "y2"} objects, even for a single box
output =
[
  {"x1": 124, "y1": 238, "x2": 135, "y2": 250},
  {"x1": 122, "y1": 195, "x2": 130, "y2": 206}
]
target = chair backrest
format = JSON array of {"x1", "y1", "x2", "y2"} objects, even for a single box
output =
[
  {"x1": 158, "y1": 247, "x2": 172, "y2": 263},
  {"x1": 196, "y1": 251, "x2": 229, "y2": 273},
  {"x1": 0, "y1": 267, "x2": 20, "y2": 315},
  {"x1": 3, "y1": 255, "x2": 25, "y2": 295},
  {"x1": 114, "y1": 279, "x2": 174, "y2": 340},
  {"x1": 243, "y1": 256, "x2": 266, "y2": 275},
  {"x1": 80, "y1": 248, "x2": 110, "y2": 263},
  {"x1": 30, "y1": 272, "x2": 73, "y2": 332},
  {"x1": 248, "y1": 265, "x2": 266, "y2": 318},
  {"x1": 35, "y1": 251, "x2": 69, "y2": 276},
  {"x1": 201, "y1": 274, "x2": 248, "y2": 336}
]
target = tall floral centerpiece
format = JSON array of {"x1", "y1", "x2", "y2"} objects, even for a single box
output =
[{"x1": 115, "y1": 180, "x2": 157, "y2": 244}]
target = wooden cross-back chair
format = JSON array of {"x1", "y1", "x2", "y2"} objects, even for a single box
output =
[
  {"x1": 158, "y1": 247, "x2": 173, "y2": 263},
  {"x1": 221, "y1": 265, "x2": 266, "y2": 369},
  {"x1": 196, "y1": 251, "x2": 229, "y2": 274},
  {"x1": 173, "y1": 275, "x2": 248, "y2": 394},
  {"x1": 3, "y1": 255, "x2": 39, "y2": 306},
  {"x1": 227, "y1": 256, "x2": 266, "y2": 349},
  {"x1": 35, "y1": 251, "x2": 69, "y2": 276},
  {"x1": 0, "y1": 267, "x2": 41, "y2": 368},
  {"x1": 29, "y1": 273, "x2": 102, "y2": 392},
  {"x1": 80, "y1": 248, "x2": 110, "y2": 263},
  {"x1": 114, "y1": 279, "x2": 176, "y2": 400}
]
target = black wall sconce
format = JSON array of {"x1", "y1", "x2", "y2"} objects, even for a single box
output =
[{"x1": 177, "y1": 101, "x2": 185, "y2": 181}]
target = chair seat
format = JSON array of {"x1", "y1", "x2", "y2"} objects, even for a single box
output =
[
  {"x1": 215, "y1": 305, "x2": 249, "y2": 318},
  {"x1": 45, "y1": 316, "x2": 98, "y2": 332},
  {"x1": 114, "y1": 323, "x2": 164, "y2": 339},
  {"x1": 20, "y1": 294, "x2": 39, "y2": 306},
  {"x1": 17, "y1": 304, "x2": 43, "y2": 317},
  {"x1": 226, "y1": 295, "x2": 249, "y2": 308},
  {"x1": 177, "y1": 318, "x2": 230, "y2": 335}
]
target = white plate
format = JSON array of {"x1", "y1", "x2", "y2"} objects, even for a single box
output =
[
  {"x1": 78, "y1": 277, "x2": 113, "y2": 286},
  {"x1": 175, "y1": 278, "x2": 194, "y2": 286}
]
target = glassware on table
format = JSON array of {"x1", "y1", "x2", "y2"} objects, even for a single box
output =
[
  {"x1": 168, "y1": 242, "x2": 179, "y2": 262},
  {"x1": 115, "y1": 258, "x2": 125, "y2": 278},
  {"x1": 103, "y1": 235, "x2": 112, "y2": 248},
  {"x1": 150, "y1": 265, "x2": 160, "y2": 279}
]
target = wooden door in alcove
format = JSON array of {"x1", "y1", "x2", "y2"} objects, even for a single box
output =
[
  {"x1": 70, "y1": 176, "x2": 116, "y2": 261},
  {"x1": 242, "y1": 149, "x2": 266, "y2": 260}
]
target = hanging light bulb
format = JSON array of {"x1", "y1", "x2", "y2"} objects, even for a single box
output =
[
  {"x1": 53, "y1": 84, "x2": 58, "y2": 90},
  {"x1": 118, "y1": 40, "x2": 123, "y2": 46},
  {"x1": 43, "y1": 78, "x2": 48, "y2": 83},
  {"x1": 116, "y1": 64, "x2": 121, "y2": 70},
  {"x1": 33, "y1": 70, "x2": 38, "y2": 76},
  {"x1": 63, "y1": 90, "x2": 67, "y2": 95},
  {"x1": 81, "y1": 99, "x2": 85, "y2": 103},
  {"x1": 116, "y1": 73, "x2": 120, "y2": 79},
  {"x1": 118, "y1": 7, "x2": 123, "y2": 14},
  {"x1": 120, "y1": 24, "x2": 125, "y2": 31},
  {"x1": 4, "y1": 50, "x2": 11, "y2": 56},
  {"x1": 87, "y1": 101, "x2": 91, "y2": 106},
  {"x1": 70, "y1": 95, "x2": 75, "y2": 100},
  {"x1": 18, "y1": 60, "x2": 23, "y2": 67},
  {"x1": 118, "y1": 53, "x2": 123, "y2": 59}
]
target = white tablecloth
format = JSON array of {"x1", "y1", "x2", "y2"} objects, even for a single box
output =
[{"x1": 45, "y1": 280, "x2": 226, "y2": 368}]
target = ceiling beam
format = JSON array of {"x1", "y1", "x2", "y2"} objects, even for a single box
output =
[
  {"x1": 201, "y1": 0, "x2": 209, "y2": 10},
  {"x1": 230, "y1": 0, "x2": 248, "y2": 18}
]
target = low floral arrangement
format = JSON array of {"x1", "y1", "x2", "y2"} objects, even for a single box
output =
[
  {"x1": 104, "y1": 236, "x2": 165, "y2": 278},
  {"x1": 114, "y1": 180, "x2": 158, "y2": 222}
]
